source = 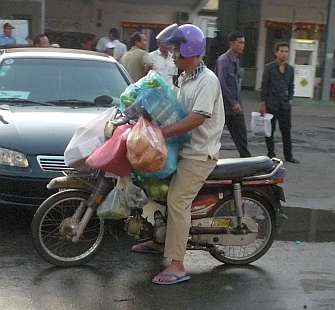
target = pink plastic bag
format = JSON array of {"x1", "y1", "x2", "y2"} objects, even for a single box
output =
[{"x1": 86, "y1": 124, "x2": 133, "y2": 176}]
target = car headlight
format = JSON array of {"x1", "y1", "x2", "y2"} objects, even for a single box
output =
[{"x1": 0, "y1": 147, "x2": 29, "y2": 168}]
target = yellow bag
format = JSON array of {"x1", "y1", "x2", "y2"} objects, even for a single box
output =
[{"x1": 126, "y1": 117, "x2": 167, "y2": 172}]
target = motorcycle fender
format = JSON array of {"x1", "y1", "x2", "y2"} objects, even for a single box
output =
[
  {"x1": 272, "y1": 185, "x2": 286, "y2": 202},
  {"x1": 47, "y1": 176, "x2": 93, "y2": 191}
]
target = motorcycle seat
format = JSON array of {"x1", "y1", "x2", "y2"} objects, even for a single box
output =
[{"x1": 208, "y1": 156, "x2": 274, "y2": 180}]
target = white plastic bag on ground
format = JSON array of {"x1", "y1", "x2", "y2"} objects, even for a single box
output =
[
  {"x1": 64, "y1": 107, "x2": 118, "y2": 170},
  {"x1": 97, "y1": 177, "x2": 130, "y2": 220},
  {"x1": 250, "y1": 112, "x2": 273, "y2": 137}
]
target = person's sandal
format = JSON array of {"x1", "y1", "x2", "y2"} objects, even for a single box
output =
[{"x1": 131, "y1": 240, "x2": 163, "y2": 254}]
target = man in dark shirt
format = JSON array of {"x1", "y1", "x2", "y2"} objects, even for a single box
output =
[
  {"x1": 260, "y1": 42, "x2": 299, "y2": 164},
  {"x1": 215, "y1": 32, "x2": 251, "y2": 158}
]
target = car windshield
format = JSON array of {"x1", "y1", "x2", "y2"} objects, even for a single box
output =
[{"x1": 0, "y1": 57, "x2": 129, "y2": 106}]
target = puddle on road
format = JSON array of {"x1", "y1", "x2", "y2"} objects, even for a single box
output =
[{"x1": 276, "y1": 207, "x2": 335, "y2": 242}]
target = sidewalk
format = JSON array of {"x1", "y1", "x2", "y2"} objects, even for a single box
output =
[{"x1": 220, "y1": 90, "x2": 335, "y2": 211}]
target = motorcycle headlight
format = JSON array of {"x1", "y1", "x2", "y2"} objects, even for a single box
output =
[{"x1": 0, "y1": 147, "x2": 29, "y2": 168}]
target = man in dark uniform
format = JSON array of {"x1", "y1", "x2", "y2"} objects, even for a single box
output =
[
  {"x1": 215, "y1": 31, "x2": 251, "y2": 158},
  {"x1": 259, "y1": 42, "x2": 299, "y2": 164}
]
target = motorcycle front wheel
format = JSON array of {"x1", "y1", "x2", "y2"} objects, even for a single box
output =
[
  {"x1": 31, "y1": 190, "x2": 105, "y2": 267},
  {"x1": 209, "y1": 193, "x2": 275, "y2": 265}
]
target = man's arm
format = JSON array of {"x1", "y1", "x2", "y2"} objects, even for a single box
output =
[
  {"x1": 143, "y1": 52, "x2": 153, "y2": 73},
  {"x1": 161, "y1": 112, "x2": 206, "y2": 139},
  {"x1": 288, "y1": 66, "x2": 295, "y2": 100},
  {"x1": 95, "y1": 38, "x2": 105, "y2": 52},
  {"x1": 215, "y1": 57, "x2": 239, "y2": 111}
]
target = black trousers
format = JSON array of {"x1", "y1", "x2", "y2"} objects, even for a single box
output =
[
  {"x1": 265, "y1": 106, "x2": 292, "y2": 160},
  {"x1": 225, "y1": 113, "x2": 251, "y2": 158}
]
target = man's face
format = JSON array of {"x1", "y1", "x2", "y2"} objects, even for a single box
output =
[
  {"x1": 137, "y1": 34, "x2": 147, "y2": 50},
  {"x1": 39, "y1": 36, "x2": 50, "y2": 48},
  {"x1": 230, "y1": 37, "x2": 245, "y2": 55},
  {"x1": 4, "y1": 27, "x2": 12, "y2": 37},
  {"x1": 275, "y1": 46, "x2": 289, "y2": 62},
  {"x1": 171, "y1": 46, "x2": 195, "y2": 70},
  {"x1": 171, "y1": 46, "x2": 185, "y2": 70},
  {"x1": 158, "y1": 42, "x2": 169, "y2": 55}
]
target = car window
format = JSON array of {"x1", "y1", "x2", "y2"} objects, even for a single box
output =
[{"x1": 0, "y1": 57, "x2": 129, "y2": 105}]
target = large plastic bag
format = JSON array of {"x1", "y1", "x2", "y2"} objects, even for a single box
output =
[
  {"x1": 64, "y1": 107, "x2": 118, "y2": 170},
  {"x1": 86, "y1": 124, "x2": 132, "y2": 177},
  {"x1": 127, "y1": 117, "x2": 167, "y2": 172},
  {"x1": 120, "y1": 71, "x2": 190, "y2": 144},
  {"x1": 119, "y1": 71, "x2": 162, "y2": 110},
  {"x1": 97, "y1": 177, "x2": 130, "y2": 220},
  {"x1": 250, "y1": 112, "x2": 273, "y2": 137},
  {"x1": 136, "y1": 143, "x2": 179, "y2": 179}
]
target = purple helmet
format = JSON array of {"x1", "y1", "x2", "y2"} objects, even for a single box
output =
[{"x1": 156, "y1": 23, "x2": 206, "y2": 57}]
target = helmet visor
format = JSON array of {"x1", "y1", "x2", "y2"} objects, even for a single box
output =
[{"x1": 156, "y1": 24, "x2": 186, "y2": 46}]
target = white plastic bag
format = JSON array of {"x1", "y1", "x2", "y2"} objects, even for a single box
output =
[
  {"x1": 97, "y1": 177, "x2": 130, "y2": 220},
  {"x1": 250, "y1": 112, "x2": 273, "y2": 137},
  {"x1": 64, "y1": 107, "x2": 118, "y2": 170}
]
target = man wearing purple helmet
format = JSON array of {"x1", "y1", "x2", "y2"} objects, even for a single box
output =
[{"x1": 132, "y1": 24, "x2": 225, "y2": 285}]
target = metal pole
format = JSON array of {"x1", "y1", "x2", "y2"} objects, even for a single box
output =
[
  {"x1": 321, "y1": 0, "x2": 335, "y2": 101},
  {"x1": 40, "y1": 0, "x2": 45, "y2": 33}
]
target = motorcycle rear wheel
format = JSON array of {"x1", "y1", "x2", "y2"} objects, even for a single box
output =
[
  {"x1": 209, "y1": 193, "x2": 275, "y2": 265},
  {"x1": 31, "y1": 190, "x2": 104, "y2": 267}
]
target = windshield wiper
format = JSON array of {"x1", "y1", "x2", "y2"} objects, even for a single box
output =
[
  {"x1": 46, "y1": 99, "x2": 95, "y2": 106},
  {"x1": 0, "y1": 98, "x2": 54, "y2": 106},
  {"x1": 47, "y1": 98, "x2": 112, "y2": 107}
]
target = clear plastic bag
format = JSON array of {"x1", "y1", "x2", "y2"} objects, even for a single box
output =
[
  {"x1": 97, "y1": 177, "x2": 130, "y2": 220},
  {"x1": 125, "y1": 182, "x2": 149, "y2": 209},
  {"x1": 97, "y1": 177, "x2": 149, "y2": 219},
  {"x1": 126, "y1": 117, "x2": 167, "y2": 172}
]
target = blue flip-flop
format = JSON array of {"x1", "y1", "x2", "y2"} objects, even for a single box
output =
[{"x1": 152, "y1": 273, "x2": 191, "y2": 285}]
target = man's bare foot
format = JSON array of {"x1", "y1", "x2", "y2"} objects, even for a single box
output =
[
  {"x1": 131, "y1": 240, "x2": 164, "y2": 254},
  {"x1": 152, "y1": 260, "x2": 190, "y2": 284}
]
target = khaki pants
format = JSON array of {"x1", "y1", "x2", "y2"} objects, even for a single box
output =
[{"x1": 164, "y1": 158, "x2": 217, "y2": 261}]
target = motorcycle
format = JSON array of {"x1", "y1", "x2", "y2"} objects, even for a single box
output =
[{"x1": 31, "y1": 115, "x2": 287, "y2": 267}]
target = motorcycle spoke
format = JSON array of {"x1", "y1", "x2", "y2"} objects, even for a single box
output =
[
  {"x1": 212, "y1": 197, "x2": 272, "y2": 261},
  {"x1": 38, "y1": 194, "x2": 104, "y2": 262}
]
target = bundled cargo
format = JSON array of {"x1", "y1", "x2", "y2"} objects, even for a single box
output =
[{"x1": 120, "y1": 71, "x2": 189, "y2": 130}]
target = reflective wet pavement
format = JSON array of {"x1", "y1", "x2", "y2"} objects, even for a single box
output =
[
  {"x1": 278, "y1": 207, "x2": 335, "y2": 242},
  {"x1": 0, "y1": 206, "x2": 334, "y2": 310},
  {"x1": 1, "y1": 93, "x2": 335, "y2": 309}
]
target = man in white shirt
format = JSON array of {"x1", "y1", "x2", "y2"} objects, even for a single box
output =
[
  {"x1": 96, "y1": 28, "x2": 127, "y2": 61},
  {"x1": 150, "y1": 40, "x2": 177, "y2": 86},
  {"x1": 132, "y1": 24, "x2": 225, "y2": 285}
]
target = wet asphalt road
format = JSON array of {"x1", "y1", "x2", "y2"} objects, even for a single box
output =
[
  {"x1": 0, "y1": 206, "x2": 334, "y2": 310},
  {"x1": 1, "y1": 94, "x2": 335, "y2": 309}
]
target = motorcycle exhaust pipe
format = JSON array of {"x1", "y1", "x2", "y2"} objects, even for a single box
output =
[{"x1": 190, "y1": 226, "x2": 228, "y2": 235}]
